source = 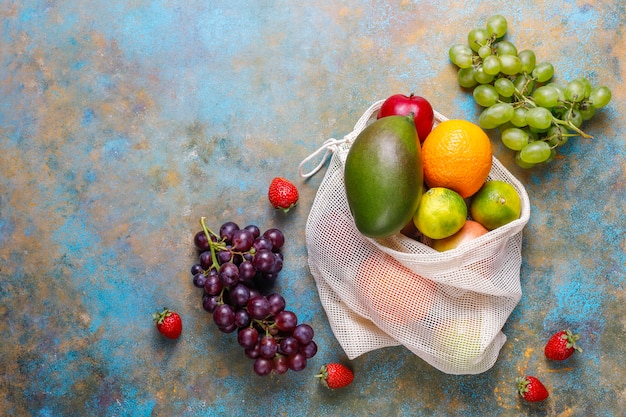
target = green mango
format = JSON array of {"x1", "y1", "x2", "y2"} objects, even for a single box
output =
[{"x1": 344, "y1": 115, "x2": 423, "y2": 238}]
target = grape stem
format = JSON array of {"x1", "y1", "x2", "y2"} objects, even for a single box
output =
[
  {"x1": 554, "y1": 107, "x2": 593, "y2": 139},
  {"x1": 200, "y1": 216, "x2": 222, "y2": 272}
]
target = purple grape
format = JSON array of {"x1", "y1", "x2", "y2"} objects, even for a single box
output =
[
  {"x1": 263, "y1": 228, "x2": 285, "y2": 251},
  {"x1": 244, "y1": 224, "x2": 261, "y2": 239},
  {"x1": 274, "y1": 310, "x2": 297, "y2": 332},
  {"x1": 199, "y1": 251, "x2": 213, "y2": 269},
  {"x1": 234, "y1": 309, "x2": 251, "y2": 328},
  {"x1": 219, "y1": 222, "x2": 239, "y2": 243},
  {"x1": 267, "y1": 293, "x2": 286, "y2": 315},
  {"x1": 246, "y1": 295, "x2": 270, "y2": 320},
  {"x1": 229, "y1": 283, "x2": 250, "y2": 307},
  {"x1": 217, "y1": 248, "x2": 232, "y2": 264},
  {"x1": 259, "y1": 336, "x2": 278, "y2": 359},
  {"x1": 204, "y1": 273, "x2": 222, "y2": 296},
  {"x1": 245, "y1": 343, "x2": 261, "y2": 359},
  {"x1": 193, "y1": 272, "x2": 208, "y2": 288},
  {"x1": 252, "y1": 237, "x2": 274, "y2": 252},
  {"x1": 219, "y1": 262, "x2": 239, "y2": 287},
  {"x1": 194, "y1": 231, "x2": 211, "y2": 251},
  {"x1": 219, "y1": 323, "x2": 237, "y2": 334},
  {"x1": 232, "y1": 229, "x2": 255, "y2": 252},
  {"x1": 258, "y1": 272, "x2": 278, "y2": 286},
  {"x1": 248, "y1": 288, "x2": 261, "y2": 300},
  {"x1": 252, "y1": 249, "x2": 276, "y2": 273},
  {"x1": 268, "y1": 253, "x2": 283, "y2": 274},
  {"x1": 190, "y1": 263, "x2": 204, "y2": 276},
  {"x1": 239, "y1": 260, "x2": 257, "y2": 282},
  {"x1": 273, "y1": 355, "x2": 289, "y2": 375},
  {"x1": 293, "y1": 324, "x2": 314, "y2": 345},
  {"x1": 278, "y1": 336, "x2": 299, "y2": 355},
  {"x1": 213, "y1": 304, "x2": 235, "y2": 328},
  {"x1": 287, "y1": 352, "x2": 307, "y2": 371},
  {"x1": 237, "y1": 327, "x2": 259, "y2": 349},
  {"x1": 202, "y1": 294, "x2": 220, "y2": 313},
  {"x1": 300, "y1": 340, "x2": 318, "y2": 359},
  {"x1": 253, "y1": 357, "x2": 273, "y2": 376}
]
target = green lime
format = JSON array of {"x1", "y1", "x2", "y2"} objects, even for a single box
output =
[
  {"x1": 413, "y1": 187, "x2": 467, "y2": 240},
  {"x1": 470, "y1": 180, "x2": 521, "y2": 230}
]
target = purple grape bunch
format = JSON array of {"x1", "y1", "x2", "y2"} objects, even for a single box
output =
[{"x1": 191, "y1": 217, "x2": 318, "y2": 376}]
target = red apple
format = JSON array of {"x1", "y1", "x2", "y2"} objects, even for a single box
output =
[
  {"x1": 432, "y1": 220, "x2": 488, "y2": 252},
  {"x1": 377, "y1": 94, "x2": 435, "y2": 142}
]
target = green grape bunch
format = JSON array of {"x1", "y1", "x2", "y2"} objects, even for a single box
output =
[{"x1": 448, "y1": 15, "x2": 612, "y2": 168}]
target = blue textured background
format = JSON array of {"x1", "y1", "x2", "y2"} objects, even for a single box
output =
[{"x1": 1, "y1": 1, "x2": 624, "y2": 416}]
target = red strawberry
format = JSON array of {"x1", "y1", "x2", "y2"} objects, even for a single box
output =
[
  {"x1": 268, "y1": 177, "x2": 299, "y2": 212},
  {"x1": 544, "y1": 329, "x2": 582, "y2": 360},
  {"x1": 315, "y1": 363, "x2": 354, "y2": 389},
  {"x1": 153, "y1": 307, "x2": 182, "y2": 339},
  {"x1": 516, "y1": 376, "x2": 549, "y2": 402}
]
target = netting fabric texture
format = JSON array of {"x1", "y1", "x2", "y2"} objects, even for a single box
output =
[{"x1": 301, "y1": 101, "x2": 531, "y2": 375}]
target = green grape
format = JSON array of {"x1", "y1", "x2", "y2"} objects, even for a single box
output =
[
  {"x1": 501, "y1": 127, "x2": 530, "y2": 151},
  {"x1": 529, "y1": 125, "x2": 550, "y2": 134},
  {"x1": 546, "y1": 125, "x2": 569, "y2": 147},
  {"x1": 473, "y1": 66, "x2": 495, "y2": 84},
  {"x1": 546, "y1": 82, "x2": 565, "y2": 101},
  {"x1": 564, "y1": 79, "x2": 587, "y2": 102},
  {"x1": 482, "y1": 55, "x2": 501, "y2": 75},
  {"x1": 520, "y1": 141, "x2": 551, "y2": 163},
  {"x1": 478, "y1": 107, "x2": 498, "y2": 129},
  {"x1": 473, "y1": 84, "x2": 499, "y2": 107},
  {"x1": 518, "y1": 50, "x2": 536, "y2": 73},
  {"x1": 573, "y1": 77, "x2": 592, "y2": 98},
  {"x1": 532, "y1": 86, "x2": 559, "y2": 108},
  {"x1": 499, "y1": 95, "x2": 513, "y2": 103},
  {"x1": 478, "y1": 45, "x2": 492, "y2": 58},
  {"x1": 543, "y1": 148, "x2": 557, "y2": 164},
  {"x1": 513, "y1": 74, "x2": 535, "y2": 96},
  {"x1": 526, "y1": 129, "x2": 539, "y2": 142},
  {"x1": 499, "y1": 55, "x2": 522, "y2": 75},
  {"x1": 531, "y1": 62, "x2": 554, "y2": 82},
  {"x1": 479, "y1": 103, "x2": 514, "y2": 128},
  {"x1": 486, "y1": 15, "x2": 508, "y2": 38},
  {"x1": 515, "y1": 152, "x2": 536, "y2": 168},
  {"x1": 449, "y1": 44, "x2": 474, "y2": 68},
  {"x1": 495, "y1": 40, "x2": 518, "y2": 56},
  {"x1": 458, "y1": 67, "x2": 478, "y2": 88},
  {"x1": 494, "y1": 77, "x2": 515, "y2": 97},
  {"x1": 525, "y1": 107, "x2": 553, "y2": 130},
  {"x1": 578, "y1": 102, "x2": 596, "y2": 120},
  {"x1": 511, "y1": 107, "x2": 528, "y2": 127},
  {"x1": 468, "y1": 28, "x2": 490, "y2": 52},
  {"x1": 589, "y1": 86, "x2": 612, "y2": 108},
  {"x1": 567, "y1": 108, "x2": 583, "y2": 127}
]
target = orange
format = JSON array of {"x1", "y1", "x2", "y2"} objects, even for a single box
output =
[
  {"x1": 422, "y1": 120, "x2": 492, "y2": 198},
  {"x1": 470, "y1": 180, "x2": 522, "y2": 230},
  {"x1": 355, "y1": 254, "x2": 436, "y2": 325}
]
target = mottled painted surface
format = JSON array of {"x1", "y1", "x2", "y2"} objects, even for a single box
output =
[{"x1": 0, "y1": 1, "x2": 624, "y2": 416}]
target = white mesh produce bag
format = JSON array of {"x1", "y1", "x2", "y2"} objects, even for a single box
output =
[{"x1": 299, "y1": 100, "x2": 531, "y2": 375}]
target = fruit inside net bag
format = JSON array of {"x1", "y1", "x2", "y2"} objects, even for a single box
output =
[{"x1": 298, "y1": 101, "x2": 530, "y2": 375}]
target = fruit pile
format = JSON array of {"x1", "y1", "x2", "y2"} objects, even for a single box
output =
[
  {"x1": 190, "y1": 217, "x2": 318, "y2": 376},
  {"x1": 448, "y1": 15, "x2": 612, "y2": 168},
  {"x1": 415, "y1": 118, "x2": 523, "y2": 247},
  {"x1": 345, "y1": 97, "x2": 523, "y2": 249}
]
